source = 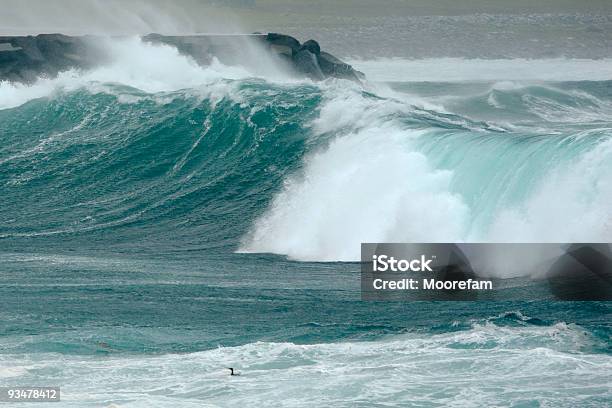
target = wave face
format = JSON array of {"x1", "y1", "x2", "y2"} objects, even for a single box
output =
[{"x1": 1, "y1": 41, "x2": 611, "y2": 264}]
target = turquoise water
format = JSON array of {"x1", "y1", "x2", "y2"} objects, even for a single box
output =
[{"x1": 0, "y1": 43, "x2": 611, "y2": 406}]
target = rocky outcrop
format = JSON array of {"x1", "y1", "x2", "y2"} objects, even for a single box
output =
[
  {"x1": 0, "y1": 33, "x2": 363, "y2": 84},
  {"x1": 264, "y1": 33, "x2": 300, "y2": 57},
  {"x1": 319, "y1": 51, "x2": 365, "y2": 82},
  {"x1": 293, "y1": 49, "x2": 325, "y2": 81},
  {"x1": 0, "y1": 34, "x2": 106, "y2": 83},
  {"x1": 263, "y1": 33, "x2": 364, "y2": 82}
]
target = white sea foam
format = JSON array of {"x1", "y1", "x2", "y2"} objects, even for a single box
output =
[
  {"x1": 240, "y1": 128, "x2": 469, "y2": 261},
  {"x1": 486, "y1": 138, "x2": 612, "y2": 243},
  {"x1": 0, "y1": 366, "x2": 27, "y2": 378},
  {"x1": 0, "y1": 321, "x2": 608, "y2": 407},
  {"x1": 240, "y1": 87, "x2": 470, "y2": 262}
]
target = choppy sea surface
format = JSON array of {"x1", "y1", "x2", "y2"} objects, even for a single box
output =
[{"x1": 0, "y1": 38, "x2": 611, "y2": 407}]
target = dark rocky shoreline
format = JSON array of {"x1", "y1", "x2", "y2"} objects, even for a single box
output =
[{"x1": 0, "y1": 33, "x2": 363, "y2": 84}]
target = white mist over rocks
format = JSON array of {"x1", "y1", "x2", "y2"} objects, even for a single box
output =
[
  {"x1": 0, "y1": 38, "x2": 235, "y2": 109},
  {"x1": 0, "y1": 36, "x2": 294, "y2": 110}
]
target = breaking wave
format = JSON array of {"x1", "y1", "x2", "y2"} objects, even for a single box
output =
[{"x1": 1, "y1": 38, "x2": 611, "y2": 265}]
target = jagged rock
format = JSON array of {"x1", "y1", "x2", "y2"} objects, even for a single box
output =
[
  {"x1": 318, "y1": 51, "x2": 364, "y2": 82},
  {"x1": 300, "y1": 39, "x2": 321, "y2": 56},
  {"x1": 293, "y1": 49, "x2": 325, "y2": 81},
  {"x1": 264, "y1": 34, "x2": 363, "y2": 82},
  {"x1": 265, "y1": 33, "x2": 300, "y2": 57},
  {"x1": 0, "y1": 34, "x2": 105, "y2": 83}
]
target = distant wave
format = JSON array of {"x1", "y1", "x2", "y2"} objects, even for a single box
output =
[{"x1": 349, "y1": 58, "x2": 612, "y2": 82}]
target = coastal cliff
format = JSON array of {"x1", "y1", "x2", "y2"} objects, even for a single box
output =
[{"x1": 0, "y1": 33, "x2": 363, "y2": 83}]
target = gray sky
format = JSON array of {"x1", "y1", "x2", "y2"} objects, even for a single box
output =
[
  {"x1": 2, "y1": 1, "x2": 611, "y2": 59},
  {"x1": 1, "y1": 0, "x2": 612, "y2": 35}
]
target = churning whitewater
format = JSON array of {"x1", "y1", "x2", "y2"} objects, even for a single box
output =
[{"x1": 1, "y1": 37, "x2": 611, "y2": 407}]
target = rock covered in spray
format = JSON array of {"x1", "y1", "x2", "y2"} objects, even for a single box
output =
[
  {"x1": 0, "y1": 34, "x2": 107, "y2": 83},
  {"x1": 0, "y1": 33, "x2": 364, "y2": 84},
  {"x1": 263, "y1": 33, "x2": 363, "y2": 82}
]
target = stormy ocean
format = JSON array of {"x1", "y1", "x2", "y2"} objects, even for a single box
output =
[{"x1": 1, "y1": 11, "x2": 611, "y2": 407}]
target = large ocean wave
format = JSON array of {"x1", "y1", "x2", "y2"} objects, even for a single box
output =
[{"x1": 1, "y1": 38, "x2": 611, "y2": 266}]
